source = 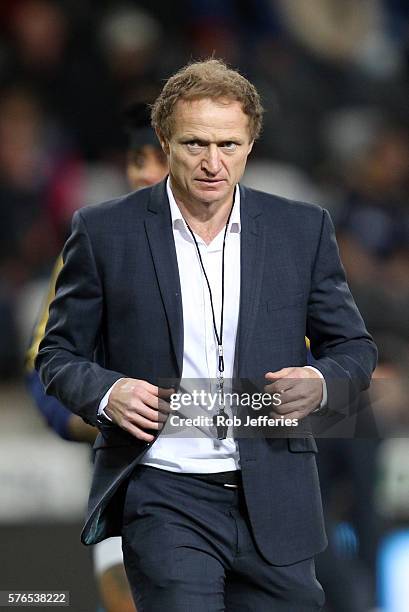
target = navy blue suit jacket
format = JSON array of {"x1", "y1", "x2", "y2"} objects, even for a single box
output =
[{"x1": 36, "y1": 179, "x2": 377, "y2": 565}]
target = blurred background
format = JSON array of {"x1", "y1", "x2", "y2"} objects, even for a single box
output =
[{"x1": 0, "y1": 1, "x2": 408, "y2": 610}]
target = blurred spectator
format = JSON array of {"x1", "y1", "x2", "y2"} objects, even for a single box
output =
[
  {"x1": 275, "y1": 0, "x2": 404, "y2": 78},
  {"x1": 338, "y1": 124, "x2": 409, "y2": 259},
  {"x1": 92, "y1": 5, "x2": 183, "y2": 159},
  {"x1": 315, "y1": 330, "x2": 409, "y2": 611},
  {"x1": 0, "y1": 85, "x2": 61, "y2": 287},
  {"x1": 98, "y1": 6, "x2": 162, "y2": 82},
  {"x1": 328, "y1": 117, "x2": 409, "y2": 341},
  {"x1": 4, "y1": 0, "x2": 124, "y2": 158},
  {"x1": 9, "y1": 0, "x2": 67, "y2": 71},
  {"x1": 319, "y1": 106, "x2": 409, "y2": 342},
  {"x1": 369, "y1": 332, "x2": 409, "y2": 434}
]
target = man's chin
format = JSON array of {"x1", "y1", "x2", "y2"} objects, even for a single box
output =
[{"x1": 192, "y1": 183, "x2": 231, "y2": 203}]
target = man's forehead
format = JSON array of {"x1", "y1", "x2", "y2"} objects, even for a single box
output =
[
  {"x1": 174, "y1": 96, "x2": 245, "y2": 115},
  {"x1": 171, "y1": 97, "x2": 250, "y2": 134}
]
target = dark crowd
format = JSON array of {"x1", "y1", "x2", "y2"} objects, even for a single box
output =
[{"x1": 0, "y1": 2, "x2": 408, "y2": 611}]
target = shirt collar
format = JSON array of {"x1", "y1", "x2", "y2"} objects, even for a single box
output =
[{"x1": 166, "y1": 177, "x2": 241, "y2": 234}]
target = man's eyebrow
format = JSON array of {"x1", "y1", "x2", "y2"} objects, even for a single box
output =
[
  {"x1": 179, "y1": 137, "x2": 209, "y2": 145},
  {"x1": 179, "y1": 136, "x2": 243, "y2": 145}
]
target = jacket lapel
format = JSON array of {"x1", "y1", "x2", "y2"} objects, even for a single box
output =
[
  {"x1": 144, "y1": 181, "x2": 184, "y2": 376},
  {"x1": 236, "y1": 186, "x2": 266, "y2": 376}
]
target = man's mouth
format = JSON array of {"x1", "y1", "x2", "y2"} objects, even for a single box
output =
[{"x1": 195, "y1": 178, "x2": 226, "y2": 184}]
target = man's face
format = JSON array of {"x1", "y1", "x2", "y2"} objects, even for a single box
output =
[
  {"x1": 126, "y1": 144, "x2": 168, "y2": 190},
  {"x1": 160, "y1": 97, "x2": 253, "y2": 208}
]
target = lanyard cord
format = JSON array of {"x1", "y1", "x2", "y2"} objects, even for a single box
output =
[{"x1": 184, "y1": 204, "x2": 234, "y2": 376}]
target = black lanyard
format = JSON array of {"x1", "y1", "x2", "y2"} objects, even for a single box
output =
[{"x1": 184, "y1": 204, "x2": 234, "y2": 439}]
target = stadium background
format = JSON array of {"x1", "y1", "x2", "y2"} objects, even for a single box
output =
[{"x1": 0, "y1": 1, "x2": 408, "y2": 610}]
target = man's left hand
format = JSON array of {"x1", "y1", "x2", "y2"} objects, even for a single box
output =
[{"x1": 264, "y1": 367, "x2": 323, "y2": 420}]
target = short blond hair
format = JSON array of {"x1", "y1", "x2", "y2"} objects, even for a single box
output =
[{"x1": 151, "y1": 59, "x2": 263, "y2": 142}]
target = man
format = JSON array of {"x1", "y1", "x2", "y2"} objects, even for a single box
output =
[
  {"x1": 27, "y1": 101, "x2": 168, "y2": 612},
  {"x1": 36, "y1": 60, "x2": 377, "y2": 611}
]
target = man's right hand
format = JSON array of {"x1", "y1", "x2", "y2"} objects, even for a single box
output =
[{"x1": 106, "y1": 378, "x2": 172, "y2": 442}]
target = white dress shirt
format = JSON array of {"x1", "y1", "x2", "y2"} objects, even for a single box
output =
[{"x1": 140, "y1": 179, "x2": 241, "y2": 473}]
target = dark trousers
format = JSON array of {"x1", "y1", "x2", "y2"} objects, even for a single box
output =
[{"x1": 122, "y1": 465, "x2": 325, "y2": 612}]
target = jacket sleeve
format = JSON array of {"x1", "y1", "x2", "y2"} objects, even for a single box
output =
[
  {"x1": 35, "y1": 210, "x2": 124, "y2": 426},
  {"x1": 306, "y1": 209, "x2": 377, "y2": 415}
]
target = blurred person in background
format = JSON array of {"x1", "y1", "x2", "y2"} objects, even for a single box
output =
[
  {"x1": 3, "y1": 1, "x2": 84, "y2": 144},
  {"x1": 0, "y1": 85, "x2": 60, "y2": 287},
  {"x1": 25, "y1": 101, "x2": 168, "y2": 612},
  {"x1": 275, "y1": 0, "x2": 404, "y2": 79},
  {"x1": 322, "y1": 110, "x2": 409, "y2": 342},
  {"x1": 2, "y1": 0, "x2": 138, "y2": 159},
  {"x1": 368, "y1": 332, "x2": 409, "y2": 435},
  {"x1": 337, "y1": 123, "x2": 409, "y2": 290},
  {"x1": 0, "y1": 84, "x2": 66, "y2": 376},
  {"x1": 94, "y1": 4, "x2": 183, "y2": 159},
  {"x1": 312, "y1": 106, "x2": 409, "y2": 611},
  {"x1": 313, "y1": 330, "x2": 409, "y2": 612},
  {"x1": 316, "y1": 426, "x2": 381, "y2": 612}
]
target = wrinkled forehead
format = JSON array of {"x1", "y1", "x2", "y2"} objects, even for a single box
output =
[{"x1": 169, "y1": 96, "x2": 251, "y2": 139}]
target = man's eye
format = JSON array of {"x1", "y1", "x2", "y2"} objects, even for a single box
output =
[
  {"x1": 221, "y1": 142, "x2": 237, "y2": 151},
  {"x1": 186, "y1": 141, "x2": 203, "y2": 150}
]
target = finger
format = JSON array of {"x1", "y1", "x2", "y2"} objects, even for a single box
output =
[
  {"x1": 138, "y1": 383, "x2": 176, "y2": 398},
  {"x1": 130, "y1": 403, "x2": 168, "y2": 422},
  {"x1": 265, "y1": 368, "x2": 294, "y2": 381},
  {"x1": 137, "y1": 390, "x2": 172, "y2": 415},
  {"x1": 137, "y1": 380, "x2": 161, "y2": 395},
  {"x1": 139, "y1": 389, "x2": 168, "y2": 411},
  {"x1": 143, "y1": 396, "x2": 171, "y2": 415},
  {"x1": 130, "y1": 413, "x2": 164, "y2": 430},
  {"x1": 275, "y1": 382, "x2": 322, "y2": 408},
  {"x1": 264, "y1": 380, "x2": 297, "y2": 395},
  {"x1": 273, "y1": 397, "x2": 320, "y2": 416},
  {"x1": 157, "y1": 398, "x2": 172, "y2": 414},
  {"x1": 271, "y1": 399, "x2": 310, "y2": 415},
  {"x1": 158, "y1": 387, "x2": 176, "y2": 399},
  {"x1": 276, "y1": 387, "x2": 309, "y2": 405}
]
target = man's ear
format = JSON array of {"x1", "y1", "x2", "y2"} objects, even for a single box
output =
[
  {"x1": 156, "y1": 131, "x2": 170, "y2": 156},
  {"x1": 247, "y1": 140, "x2": 254, "y2": 155}
]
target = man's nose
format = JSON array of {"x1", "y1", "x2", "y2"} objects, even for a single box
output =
[{"x1": 202, "y1": 144, "x2": 221, "y2": 174}]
